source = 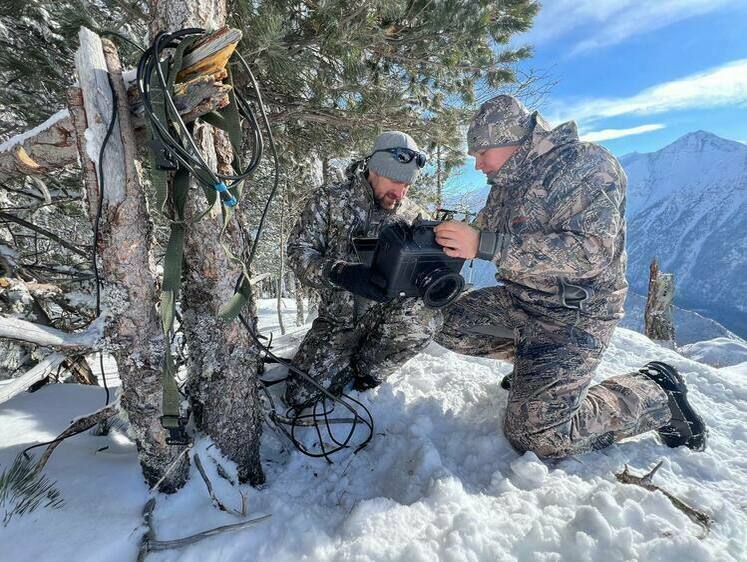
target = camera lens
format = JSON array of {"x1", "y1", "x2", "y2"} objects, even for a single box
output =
[{"x1": 417, "y1": 268, "x2": 465, "y2": 308}]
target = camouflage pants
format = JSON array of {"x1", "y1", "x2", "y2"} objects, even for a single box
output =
[
  {"x1": 285, "y1": 298, "x2": 443, "y2": 408},
  {"x1": 435, "y1": 286, "x2": 671, "y2": 458}
]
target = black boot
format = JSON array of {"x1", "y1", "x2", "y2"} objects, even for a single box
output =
[
  {"x1": 640, "y1": 361, "x2": 707, "y2": 451},
  {"x1": 352, "y1": 372, "x2": 381, "y2": 392},
  {"x1": 500, "y1": 370, "x2": 514, "y2": 390}
]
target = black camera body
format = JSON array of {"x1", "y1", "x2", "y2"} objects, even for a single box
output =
[{"x1": 354, "y1": 219, "x2": 466, "y2": 308}]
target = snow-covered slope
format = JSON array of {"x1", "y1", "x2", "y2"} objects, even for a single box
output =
[
  {"x1": 1, "y1": 313, "x2": 746, "y2": 561},
  {"x1": 679, "y1": 337, "x2": 747, "y2": 368},
  {"x1": 621, "y1": 131, "x2": 747, "y2": 339}
]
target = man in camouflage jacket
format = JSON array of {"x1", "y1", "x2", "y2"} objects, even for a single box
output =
[
  {"x1": 285, "y1": 131, "x2": 443, "y2": 408},
  {"x1": 433, "y1": 95, "x2": 706, "y2": 458}
]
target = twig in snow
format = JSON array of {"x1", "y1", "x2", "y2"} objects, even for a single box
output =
[
  {"x1": 194, "y1": 453, "x2": 244, "y2": 516},
  {"x1": 30, "y1": 402, "x2": 119, "y2": 473},
  {"x1": 136, "y1": 497, "x2": 269, "y2": 561},
  {"x1": 615, "y1": 460, "x2": 713, "y2": 537},
  {"x1": 147, "y1": 445, "x2": 192, "y2": 495}
]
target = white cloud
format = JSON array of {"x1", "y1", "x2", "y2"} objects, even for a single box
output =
[
  {"x1": 547, "y1": 59, "x2": 747, "y2": 124},
  {"x1": 522, "y1": 0, "x2": 742, "y2": 55},
  {"x1": 580, "y1": 124, "x2": 665, "y2": 142}
]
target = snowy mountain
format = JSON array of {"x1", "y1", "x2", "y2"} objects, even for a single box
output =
[
  {"x1": 621, "y1": 131, "x2": 747, "y2": 339},
  {"x1": 1, "y1": 301, "x2": 746, "y2": 561},
  {"x1": 619, "y1": 291, "x2": 744, "y2": 347}
]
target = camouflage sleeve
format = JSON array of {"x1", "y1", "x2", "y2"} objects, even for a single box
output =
[
  {"x1": 497, "y1": 146, "x2": 625, "y2": 279},
  {"x1": 473, "y1": 207, "x2": 488, "y2": 228},
  {"x1": 286, "y1": 187, "x2": 337, "y2": 289}
]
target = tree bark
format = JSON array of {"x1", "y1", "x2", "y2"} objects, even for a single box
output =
[
  {"x1": 292, "y1": 274, "x2": 305, "y2": 326},
  {"x1": 71, "y1": 28, "x2": 189, "y2": 492},
  {"x1": 276, "y1": 180, "x2": 286, "y2": 335},
  {"x1": 644, "y1": 259, "x2": 676, "y2": 346},
  {"x1": 151, "y1": 0, "x2": 264, "y2": 485}
]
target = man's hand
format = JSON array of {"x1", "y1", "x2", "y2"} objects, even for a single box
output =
[
  {"x1": 434, "y1": 221, "x2": 479, "y2": 259},
  {"x1": 327, "y1": 262, "x2": 389, "y2": 302}
]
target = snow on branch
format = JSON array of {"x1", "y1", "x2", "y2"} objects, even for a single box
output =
[
  {"x1": 0, "y1": 110, "x2": 77, "y2": 179},
  {"x1": 0, "y1": 313, "x2": 105, "y2": 350},
  {"x1": 0, "y1": 352, "x2": 67, "y2": 404}
]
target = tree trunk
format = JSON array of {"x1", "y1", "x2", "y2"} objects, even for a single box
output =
[
  {"x1": 151, "y1": 0, "x2": 264, "y2": 485},
  {"x1": 436, "y1": 144, "x2": 442, "y2": 209},
  {"x1": 292, "y1": 274, "x2": 305, "y2": 326},
  {"x1": 644, "y1": 259, "x2": 676, "y2": 346},
  {"x1": 71, "y1": 29, "x2": 189, "y2": 492},
  {"x1": 276, "y1": 179, "x2": 286, "y2": 335}
]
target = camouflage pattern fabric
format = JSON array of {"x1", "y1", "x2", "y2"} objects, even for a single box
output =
[
  {"x1": 286, "y1": 297, "x2": 441, "y2": 407},
  {"x1": 436, "y1": 286, "x2": 671, "y2": 458},
  {"x1": 436, "y1": 97, "x2": 672, "y2": 458},
  {"x1": 467, "y1": 95, "x2": 534, "y2": 152},
  {"x1": 285, "y1": 166, "x2": 443, "y2": 407}
]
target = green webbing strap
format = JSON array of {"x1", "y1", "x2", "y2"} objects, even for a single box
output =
[
  {"x1": 200, "y1": 73, "x2": 254, "y2": 321},
  {"x1": 146, "y1": 38, "x2": 257, "y2": 440}
]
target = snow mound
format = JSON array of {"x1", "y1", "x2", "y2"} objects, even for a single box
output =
[
  {"x1": 1, "y1": 326, "x2": 746, "y2": 561},
  {"x1": 679, "y1": 337, "x2": 747, "y2": 368}
]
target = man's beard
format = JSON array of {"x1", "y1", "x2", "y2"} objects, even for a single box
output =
[{"x1": 376, "y1": 192, "x2": 401, "y2": 210}]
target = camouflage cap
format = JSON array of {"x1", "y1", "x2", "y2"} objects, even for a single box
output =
[{"x1": 467, "y1": 95, "x2": 533, "y2": 153}]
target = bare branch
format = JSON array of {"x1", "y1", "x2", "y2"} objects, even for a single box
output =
[
  {"x1": 32, "y1": 402, "x2": 119, "y2": 473},
  {"x1": 0, "y1": 352, "x2": 67, "y2": 404},
  {"x1": 0, "y1": 313, "x2": 104, "y2": 350},
  {"x1": 615, "y1": 462, "x2": 712, "y2": 536},
  {"x1": 0, "y1": 211, "x2": 89, "y2": 258}
]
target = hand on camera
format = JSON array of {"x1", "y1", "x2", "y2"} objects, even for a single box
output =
[
  {"x1": 433, "y1": 221, "x2": 479, "y2": 259},
  {"x1": 327, "y1": 262, "x2": 389, "y2": 302}
]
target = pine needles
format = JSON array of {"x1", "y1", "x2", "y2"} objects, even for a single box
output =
[{"x1": 0, "y1": 454, "x2": 64, "y2": 526}]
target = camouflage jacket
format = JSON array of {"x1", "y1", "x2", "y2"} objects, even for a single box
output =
[
  {"x1": 287, "y1": 167, "x2": 424, "y2": 321},
  {"x1": 479, "y1": 115, "x2": 628, "y2": 325}
]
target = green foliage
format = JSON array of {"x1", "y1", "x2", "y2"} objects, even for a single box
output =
[
  {"x1": 0, "y1": 454, "x2": 64, "y2": 526},
  {"x1": 230, "y1": 0, "x2": 539, "y2": 160},
  {"x1": 0, "y1": 0, "x2": 147, "y2": 137}
]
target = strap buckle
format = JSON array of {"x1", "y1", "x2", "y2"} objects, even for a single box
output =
[
  {"x1": 149, "y1": 139, "x2": 179, "y2": 171},
  {"x1": 559, "y1": 278, "x2": 592, "y2": 311},
  {"x1": 160, "y1": 415, "x2": 190, "y2": 446}
]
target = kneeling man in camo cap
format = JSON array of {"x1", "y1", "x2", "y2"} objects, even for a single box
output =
[
  {"x1": 433, "y1": 95, "x2": 707, "y2": 458},
  {"x1": 285, "y1": 131, "x2": 443, "y2": 408}
]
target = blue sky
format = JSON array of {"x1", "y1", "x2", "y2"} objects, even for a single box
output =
[
  {"x1": 514, "y1": 0, "x2": 747, "y2": 155},
  {"x1": 446, "y1": 0, "x2": 747, "y2": 194}
]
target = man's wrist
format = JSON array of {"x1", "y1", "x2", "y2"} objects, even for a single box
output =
[{"x1": 476, "y1": 230, "x2": 504, "y2": 261}]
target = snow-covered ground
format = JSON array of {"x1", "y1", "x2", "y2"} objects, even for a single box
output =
[
  {"x1": 679, "y1": 338, "x2": 747, "y2": 368},
  {"x1": 1, "y1": 301, "x2": 747, "y2": 561}
]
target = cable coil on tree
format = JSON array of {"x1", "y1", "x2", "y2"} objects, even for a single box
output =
[{"x1": 136, "y1": 28, "x2": 373, "y2": 460}]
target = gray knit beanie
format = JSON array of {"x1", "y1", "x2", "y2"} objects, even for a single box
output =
[{"x1": 367, "y1": 131, "x2": 422, "y2": 184}]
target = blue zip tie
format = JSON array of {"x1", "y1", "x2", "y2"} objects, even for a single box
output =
[{"x1": 213, "y1": 182, "x2": 237, "y2": 207}]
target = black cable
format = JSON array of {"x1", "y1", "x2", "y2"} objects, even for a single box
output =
[
  {"x1": 135, "y1": 28, "x2": 374, "y2": 461},
  {"x1": 135, "y1": 29, "x2": 266, "y2": 198},
  {"x1": 23, "y1": 75, "x2": 120, "y2": 460},
  {"x1": 93, "y1": 73, "x2": 119, "y2": 408},
  {"x1": 240, "y1": 313, "x2": 374, "y2": 461}
]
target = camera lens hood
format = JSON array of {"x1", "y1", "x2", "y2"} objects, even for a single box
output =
[{"x1": 417, "y1": 268, "x2": 465, "y2": 308}]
